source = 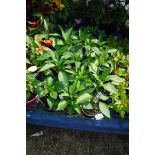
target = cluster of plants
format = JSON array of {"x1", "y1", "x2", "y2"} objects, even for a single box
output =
[
  {"x1": 27, "y1": 0, "x2": 129, "y2": 37},
  {"x1": 26, "y1": 0, "x2": 65, "y2": 35},
  {"x1": 26, "y1": 25, "x2": 129, "y2": 118},
  {"x1": 26, "y1": 0, "x2": 129, "y2": 119}
]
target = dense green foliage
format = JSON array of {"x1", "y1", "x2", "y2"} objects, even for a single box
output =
[{"x1": 26, "y1": 0, "x2": 129, "y2": 119}]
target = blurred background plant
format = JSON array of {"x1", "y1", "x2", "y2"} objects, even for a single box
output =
[
  {"x1": 27, "y1": 0, "x2": 129, "y2": 38},
  {"x1": 55, "y1": 0, "x2": 129, "y2": 37}
]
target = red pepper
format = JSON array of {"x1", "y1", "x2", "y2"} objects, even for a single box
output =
[
  {"x1": 44, "y1": 39, "x2": 53, "y2": 47},
  {"x1": 115, "y1": 66, "x2": 119, "y2": 71},
  {"x1": 28, "y1": 21, "x2": 37, "y2": 28}
]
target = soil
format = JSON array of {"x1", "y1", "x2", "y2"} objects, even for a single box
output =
[{"x1": 27, "y1": 124, "x2": 129, "y2": 155}]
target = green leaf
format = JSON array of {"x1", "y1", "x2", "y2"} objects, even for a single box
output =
[
  {"x1": 49, "y1": 33, "x2": 61, "y2": 37},
  {"x1": 107, "y1": 75, "x2": 125, "y2": 83},
  {"x1": 67, "y1": 106, "x2": 75, "y2": 115},
  {"x1": 75, "y1": 61, "x2": 81, "y2": 70},
  {"x1": 93, "y1": 74, "x2": 100, "y2": 81},
  {"x1": 56, "y1": 39, "x2": 64, "y2": 45},
  {"x1": 82, "y1": 102, "x2": 93, "y2": 109},
  {"x1": 69, "y1": 80, "x2": 77, "y2": 95},
  {"x1": 74, "y1": 48, "x2": 83, "y2": 59},
  {"x1": 100, "y1": 68, "x2": 111, "y2": 81},
  {"x1": 91, "y1": 47, "x2": 100, "y2": 54},
  {"x1": 43, "y1": 47, "x2": 57, "y2": 61},
  {"x1": 54, "y1": 81, "x2": 68, "y2": 92},
  {"x1": 91, "y1": 39, "x2": 99, "y2": 44},
  {"x1": 50, "y1": 89, "x2": 58, "y2": 99},
  {"x1": 47, "y1": 97, "x2": 54, "y2": 109},
  {"x1": 59, "y1": 92, "x2": 69, "y2": 97},
  {"x1": 76, "y1": 81, "x2": 81, "y2": 91},
  {"x1": 31, "y1": 79, "x2": 42, "y2": 87},
  {"x1": 26, "y1": 35, "x2": 33, "y2": 45},
  {"x1": 73, "y1": 104, "x2": 81, "y2": 114},
  {"x1": 119, "y1": 110, "x2": 125, "y2": 119},
  {"x1": 79, "y1": 88, "x2": 95, "y2": 95},
  {"x1": 108, "y1": 60, "x2": 116, "y2": 72},
  {"x1": 90, "y1": 52, "x2": 95, "y2": 57},
  {"x1": 89, "y1": 63, "x2": 98, "y2": 74},
  {"x1": 80, "y1": 65, "x2": 86, "y2": 75},
  {"x1": 63, "y1": 60, "x2": 75, "y2": 65},
  {"x1": 61, "y1": 52, "x2": 73, "y2": 59},
  {"x1": 103, "y1": 83, "x2": 118, "y2": 94},
  {"x1": 64, "y1": 69, "x2": 76, "y2": 75},
  {"x1": 37, "y1": 52, "x2": 52, "y2": 61},
  {"x1": 99, "y1": 94, "x2": 109, "y2": 101},
  {"x1": 56, "y1": 100, "x2": 68, "y2": 111},
  {"x1": 59, "y1": 26, "x2": 73, "y2": 42},
  {"x1": 35, "y1": 87, "x2": 46, "y2": 98},
  {"x1": 69, "y1": 78, "x2": 78, "y2": 94},
  {"x1": 99, "y1": 102, "x2": 111, "y2": 118},
  {"x1": 58, "y1": 71, "x2": 68, "y2": 83},
  {"x1": 39, "y1": 63, "x2": 55, "y2": 72},
  {"x1": 111, "y1": 81, "x2": 120, "y2": 85},
  {"x1": 69, "y1": 85, "x2": 75, "y2": 95},
  {"x1": 103, "y1": 63, "x2": 110, "y2": 67},
  {"x1": 26, "y1": 73, "x2": 38, "y2": 81},
  {"x1": 107, "y1": 48, "x2": 117, "y2": 53},
  {"x1": 76, "y1": 93, "x2": 92, "y2": 104},
  {"x1": 44, "y1": 18, "x2": 49, "y2": 33},
  {"x1": 45, "y1": 76, "x2": 53, "y2": 87},
  {"x1": 26, "y1": 58, "x2": 31, "y2": 64}
]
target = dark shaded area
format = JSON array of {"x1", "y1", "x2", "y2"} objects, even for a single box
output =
[{"x1": 27, "y1": 124, "x2": 128, "y2": 155}]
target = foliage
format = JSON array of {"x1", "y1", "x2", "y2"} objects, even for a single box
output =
[
  {"x1": 26, "y1": 25, "x2": 129, "y2": 119},
  {"x1": 55, "y1": 0, "x2": 129, "y2": 36}
]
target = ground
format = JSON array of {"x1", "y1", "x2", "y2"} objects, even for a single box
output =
[{"x1": 27, "y1": 124, "x2": 128, "y2": 155}]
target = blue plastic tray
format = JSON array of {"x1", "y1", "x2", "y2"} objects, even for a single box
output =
[{"x1": 26, "y1": 110, "x2": 129, "y2": 135}]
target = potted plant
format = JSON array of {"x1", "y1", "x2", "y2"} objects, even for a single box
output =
[
  {"x1": 26, "y1": 26, "x2": 129, "y2": 134},
  {"x1": 26, "y1": 0, "x2": 129, "y2": 135}
]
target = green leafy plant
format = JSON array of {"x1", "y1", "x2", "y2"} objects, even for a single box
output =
[{"x1": 26, "y1": 26, "x2": 129, "y2": 119}]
